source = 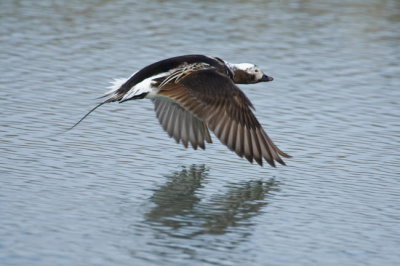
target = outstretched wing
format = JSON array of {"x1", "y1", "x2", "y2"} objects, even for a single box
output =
[
  {"x1": 153, "y1": 99, "x2": 212, "y2": 150},
  {"x1": 156, "y1": 69, "x2": 290, "y2": 167}
]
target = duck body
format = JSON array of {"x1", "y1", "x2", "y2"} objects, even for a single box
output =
[
  {"x1": 74, "y1": 54, "x2": 290, "y2": 167},
  {"x1": 105, "y1": 55, "x2": 232, "y2": 102}
]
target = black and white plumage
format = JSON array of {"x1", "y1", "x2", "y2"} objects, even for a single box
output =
[{"x1": 72, "y1": 54, "x2": 291, "y2": 167}]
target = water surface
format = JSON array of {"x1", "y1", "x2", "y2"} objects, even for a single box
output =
[{"x1": 1, "y1": 0, "x2": 400, "y2": 265}]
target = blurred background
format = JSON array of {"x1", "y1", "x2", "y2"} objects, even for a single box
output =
[{"x1": 1, "y1": 0, "x2": 399, "y2": 265}]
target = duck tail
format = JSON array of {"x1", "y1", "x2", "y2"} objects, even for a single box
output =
[
  {"x1": 67, "y1": 77, "x2": 130, "y2": 131},
  {"x1": 67, "y1": 101, "x2": 108, "y2": 131}
]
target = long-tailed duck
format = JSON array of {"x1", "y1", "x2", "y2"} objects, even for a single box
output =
[{"x1": 71, "y1": 54, "x2": 291, "y2": 167}]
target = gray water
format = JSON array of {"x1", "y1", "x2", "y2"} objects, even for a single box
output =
[{"x1": 1, "y1": 0, "x2": 400, "y2": 265}]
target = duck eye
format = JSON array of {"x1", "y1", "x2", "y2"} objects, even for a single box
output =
[{"x1": 255, "y1": 69, "x2": 259, "y2": 72}]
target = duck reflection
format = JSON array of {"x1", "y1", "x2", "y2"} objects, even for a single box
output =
[
  {"x1": 145, "y1": 165, "x2": 280, "y2": 237},
  {"x1": 201, "y1": 178, "x2": 279, "y2": 235},
  {"x1": 146, "y1": 164, "x2": 208, "y2": 229}
]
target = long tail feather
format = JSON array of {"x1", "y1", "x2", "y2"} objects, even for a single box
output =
[{"x1": 67, "y1": 101, "x2": 107, "y2": 131}]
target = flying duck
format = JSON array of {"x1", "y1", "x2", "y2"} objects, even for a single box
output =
[{"x1": 71, "y1": 54, "x2": 291, "y2": 167}]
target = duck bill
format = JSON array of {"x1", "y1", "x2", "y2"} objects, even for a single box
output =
[{"x1": 260, "y1": 74, "x2": 273, "y2": 82}]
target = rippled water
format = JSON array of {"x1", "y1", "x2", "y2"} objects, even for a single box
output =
[{"x1": 1, "y1": 0, "x2": 400, "y2": 265}]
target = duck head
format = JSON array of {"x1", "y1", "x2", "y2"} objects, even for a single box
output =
[{"x1": 226, "y1": 63, "x2": 273, "y2": 84}]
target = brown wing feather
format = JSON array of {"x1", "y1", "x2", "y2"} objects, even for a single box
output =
[
  {"x1": 157, "y1": 69, "x2": 290, "y2": 166},
  {"x1": 153, "y1": 99, "x2": 212, "y2": 150}
]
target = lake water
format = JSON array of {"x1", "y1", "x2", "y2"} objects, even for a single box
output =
[{"x1": 1, "y1": 0, "x2": 400, "y2": 265}]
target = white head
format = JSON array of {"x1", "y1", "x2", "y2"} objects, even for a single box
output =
[{"x1": 226, "y1": 62, "x2": 273, "y2": 84}]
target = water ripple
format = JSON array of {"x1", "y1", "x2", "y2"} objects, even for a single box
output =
[{"x1": 1, "y1": 0, "x2": 400, "y2": 265}]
